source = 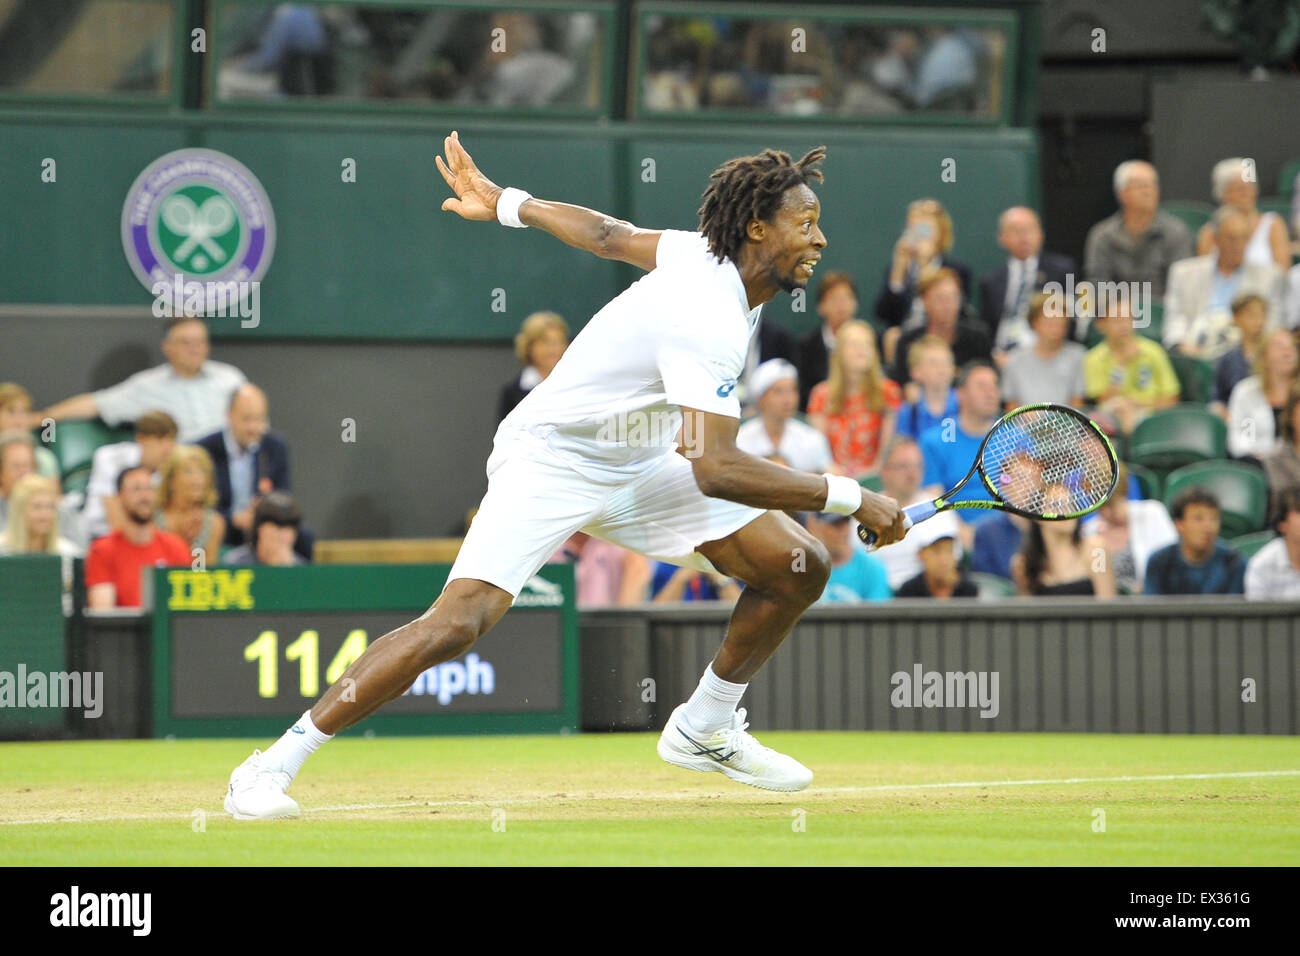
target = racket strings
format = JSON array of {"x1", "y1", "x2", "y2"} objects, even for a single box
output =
[{"x1": 982, "y1": 408, "x2": 1115, "y2": 517}]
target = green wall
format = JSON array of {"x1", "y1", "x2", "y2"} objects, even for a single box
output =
[{"x1": 0, "y1": 110, "x2": 1036, "y2": 340}]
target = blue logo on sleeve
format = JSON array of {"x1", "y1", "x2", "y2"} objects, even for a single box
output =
[{"x1": 716, "y1": 380, "x2": 738, "y2": 397}]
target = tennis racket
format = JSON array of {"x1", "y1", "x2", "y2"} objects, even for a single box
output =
[{"x1": 859, "y1": 402, "x2": 1119, "y2": 549}]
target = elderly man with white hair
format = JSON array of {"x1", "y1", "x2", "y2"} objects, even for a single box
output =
[
  {"x1": 1194, "y1": 157, "x2": 1292, "y2": 271},
  {"x1": 735, "y1": 359, "x2": 834, "y2": 474},
  {"x1": 1164, "y1": 205, "x2": 1284, "y2": 359},
  {"x1": 1083, "y1": 160, "x2": 1192, "y2": 299}
]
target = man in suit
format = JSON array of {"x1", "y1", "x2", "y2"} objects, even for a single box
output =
[
  {"x1": 796, "y1": 271, "x2": 859, "y2": 410},
  {"x1": 978, "y1": 206, "x2": 1076, "y2": 354},
  {"x1": 737, "y1": 318, "x2": 797, "y2": 413},
  {"x1": 1163, "y1": 206, "x2": 1284, "y2": 360},
  {"x1": 196, "y1": 383, "x2": 291, "y2": 548}
]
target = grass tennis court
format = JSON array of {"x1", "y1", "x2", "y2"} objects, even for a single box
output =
[{"x1": 3, "y1": 732, "x2": 1298, "y2": 866}]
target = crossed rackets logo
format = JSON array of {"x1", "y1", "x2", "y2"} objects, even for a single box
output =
[{"x1": 160, "y1": 194, "x2": 237, "y2": 268}]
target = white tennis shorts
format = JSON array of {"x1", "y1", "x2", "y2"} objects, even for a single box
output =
[{"x1": 445, "y1": 432, "x2": 765, "y2": 600}]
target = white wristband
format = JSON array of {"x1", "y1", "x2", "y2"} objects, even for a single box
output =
[
  {"x1": 496, "y1": 187, "x2": 532, "y2": 228},
  {"x1": 823, "y1": 474, "x2": 863, "y2": 515}
]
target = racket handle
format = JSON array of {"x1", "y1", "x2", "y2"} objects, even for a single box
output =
[{"x1": 858, "y1": 500, "x2": 935, "y2": 551}]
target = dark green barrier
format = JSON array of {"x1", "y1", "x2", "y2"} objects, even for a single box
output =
[
  {"x1": 0, "y1": 110, "x2": 1036, "y2": 341},
  {"x1": 149, "y1": 563, "x2": 578, "y2": 737},
  {"x1": 0, "y1": 555, "x2": 70, "y2": 734}
]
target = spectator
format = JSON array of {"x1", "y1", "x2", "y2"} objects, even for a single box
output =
[
  {"x1": 873, "y1": 198, "x2": 972, "y2": 330},
  {"x1": 0, "y1": 383, "x2": 58, "y2": 479},
  {"x1": 1083, "y1": 299, "x2": 1179, "y2": 435},
  {"x1": 806, "y1": 511, "x2": 891, "y2": 602},
  {"x1": 807, "y1": 320, "x2": 901, "y2": 477},
  {"x1": 797, "y1": 272, "x2": 859, "y2": 410},
  {"x1": 34, "y1": 317, "x2": 246, "y2": 443},
  {"x1": 1226, "y1": 328, "x2": 1298, "y2": 460},
  {"x1": 1244, "y1": 486, "x2": 1300, "y2": 599},
  {"x1": 1262, "y1": 383, "x2": 1300, "y2": 524},
  {"x1": 919, "y1": 360, "x2": 1001, "y2": 531},
  {"x1": 82, "y1": 410, "x2": 178, "y2": 541},
  {"x1": 736, "y1": 359, "x2": 833, "y2": 473},
  {"x1": 739, "y1": 316, "x2": 797, "y2": 413},
  {"x1": 889, "y1": 268, "x2": 992, "y2": 386},
  {"x1": 85, "y1": 466, "x2": 190, "y2": 609},
  {"x1": 1000, "y1": 292, "x2": 1087, "y2": 410},
  {"x1": 1287, "y1": 262, "x2": 1300, "y2": 332},
  {"x1": 155, "y1": 446, "x2": 226, "y2": 568},
  {"x1": 651, "y1": 561, "x2": 742, "y2": 603},
  {"x1": 1091, "y1": 463, "x2": 1179, "y2": 593},
  {"x1": 0, "y1": 432, "x2": 86, "y2": 548},
  {"x1": 549, "y1": 532, "x2": 651, "y2": 607},
  {"x1": 0, "y1": 475, "x2": 81, "y2": 558},
  {"x1": 1143, "y1": 488, "x2": 1245, "y2": 595},
  {"x1": 1194, "y1": 157, "x2": 1293, "y2": 271},
  {"x1": 978, "y1": 206, "x2": 1076, "y2": 350},
  {"x1": 1010, "y1": 486, "x2": 1116, "y2": 597},
  {"x1": 894, "y1": 335, "x2": 958, "y2": 440},
  {"x1": 196, "y1": 384, "x2": 290, "y2": 547},
  {"x1": 859, "y1": 436, "x2": 927, "y2": 589},
  {"x1": 971, "y1": 511, "x2": 1028, "y2": 580},
  {"x1": 1213, "y1": 293, "x2": 1271, "y2": 410},
  {"x1": 499, "y1": 311, "x2": 569, "y2": 422},
  {"x1": 1082, "y1": 160, "x2": 1193, "y2": 300},
  {"x1": 1164, "y1": 206, "x2": 1283, "y2": 359},
  {"x1": 895, "y1": 512, "x2": 977, "y2": 598},
  {"x1": 222, "y1": 492, "x2": 308, "y2": 567}
]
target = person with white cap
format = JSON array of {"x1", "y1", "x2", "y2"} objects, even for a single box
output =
[
  {"x1": 736, "y1": 358, "x2": 836, "y2": 474},
  {"x1": 894, "y1": 511, "x2": 977, "y2": 598}
]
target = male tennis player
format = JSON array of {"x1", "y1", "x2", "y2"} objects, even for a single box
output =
[{"x1": 225, "y1": 131, "x2": 906, "y2": 818}]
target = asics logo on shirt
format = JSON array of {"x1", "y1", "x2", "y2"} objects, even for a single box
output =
[{"x1": 716, "y1": 380, "x2": 738, "y2": 397}]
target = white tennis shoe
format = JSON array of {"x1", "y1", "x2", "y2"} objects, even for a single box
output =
[
  {"x1": 225, "y1": 749, "x2": 301, "y2": 820},
  {"x1": 657, "y1": 703, "x2": 813, "y2": 792}
]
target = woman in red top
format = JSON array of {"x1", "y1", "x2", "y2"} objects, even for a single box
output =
[{"x1": 807, "y1": 319, "x2": 901, "y2": 478}]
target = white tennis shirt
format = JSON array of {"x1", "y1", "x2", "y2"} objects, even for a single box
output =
[{"x1": 498, "y1": 229, "x2": 763, "y2": 483}]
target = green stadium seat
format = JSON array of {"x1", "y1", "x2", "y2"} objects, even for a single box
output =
[
  {"x1": 1257, "y1": 197, "x2": 1291, "y2": 221},
  {"x1": 1228, "y1": 529, "x2": 1276, "y2": 561},
  {"x1": 969, "y1": 572, "x2": 1017, "y2": 599},
  {"x1": 1163, "y1": 460, "x2": 1268, "y2": 539},
  {"x1": 1161, "y1": 200, "x2": 1214, "y2": 237},
  {"x1": 1169, "y1": 352, "x2": 1213, "y2": 404},
  {"x1": 859, "y1": 473, "x2": 884, "y2": 493},
  {"x1": 44, "y1": 419, "x2": 134, "y2": 490},
  {"x1": 1277, "y1": 158, "x2": 1300, "y2": 202},
  {"x1": 1128, "y1": 405, "x2": 1226, "y2": 472},
  {"x1": 1125, "y1": 461, "x2": 1162, "y2": 500},
  {"x1": 1134, "y1": 300, "x2": 1163, "y2": 344}
]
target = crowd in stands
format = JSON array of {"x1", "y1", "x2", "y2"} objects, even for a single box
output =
[
  {"x1": 7, "y1": 156, "x2": 1300, "y2": 612},
  {"x1": 0, "y1": 317, "x2": 308, "y2": 610},
  {"x1": 518, "y1": 156, "x2": 1300, "y2": 606}
]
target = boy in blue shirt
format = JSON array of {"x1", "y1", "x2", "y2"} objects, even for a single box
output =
[
  {"x1": 806, "y1": 511, "x2": 892, "y2": 602},
  {"x1": 1144, "y1": 487, "x2": 1245, "y2": 595}
]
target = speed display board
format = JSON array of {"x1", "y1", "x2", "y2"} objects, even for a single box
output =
[{"x1": 149, "y1": 564, "x2": 578, "y2": 737}]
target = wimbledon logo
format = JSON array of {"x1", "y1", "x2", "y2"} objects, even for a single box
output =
[{"x1": 121, "y1": 148, "x2": 276, "y2": 316}]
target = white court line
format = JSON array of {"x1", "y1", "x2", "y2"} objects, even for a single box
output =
[{"x1": 1, "y1": 768, "x2": 1297, "y2": 827}]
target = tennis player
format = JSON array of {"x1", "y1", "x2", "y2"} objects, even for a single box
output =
[{"x1": 225, "y1": 131, "x2": 906, "y2": 818}]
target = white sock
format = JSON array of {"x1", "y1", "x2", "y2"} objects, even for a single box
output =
[
  {"x1": 262, "y1": 710, "x2": 333, "y2": 780},
  {"x1": 679, "y1": 664, "x2": 747, "y2": 735}
]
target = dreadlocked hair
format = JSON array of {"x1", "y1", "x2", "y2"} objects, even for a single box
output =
[{"x1": 696, "y1": 146, "x2": 827, "y2": 263}]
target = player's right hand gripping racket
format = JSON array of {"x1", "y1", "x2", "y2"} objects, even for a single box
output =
[{"x1": 859, "y1": 402, "x2": 1119, "y2": 549}]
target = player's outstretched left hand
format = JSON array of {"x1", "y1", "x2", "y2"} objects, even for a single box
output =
[{"x1": 435, "y1": 130, "x2": 503, "y2": 222}]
